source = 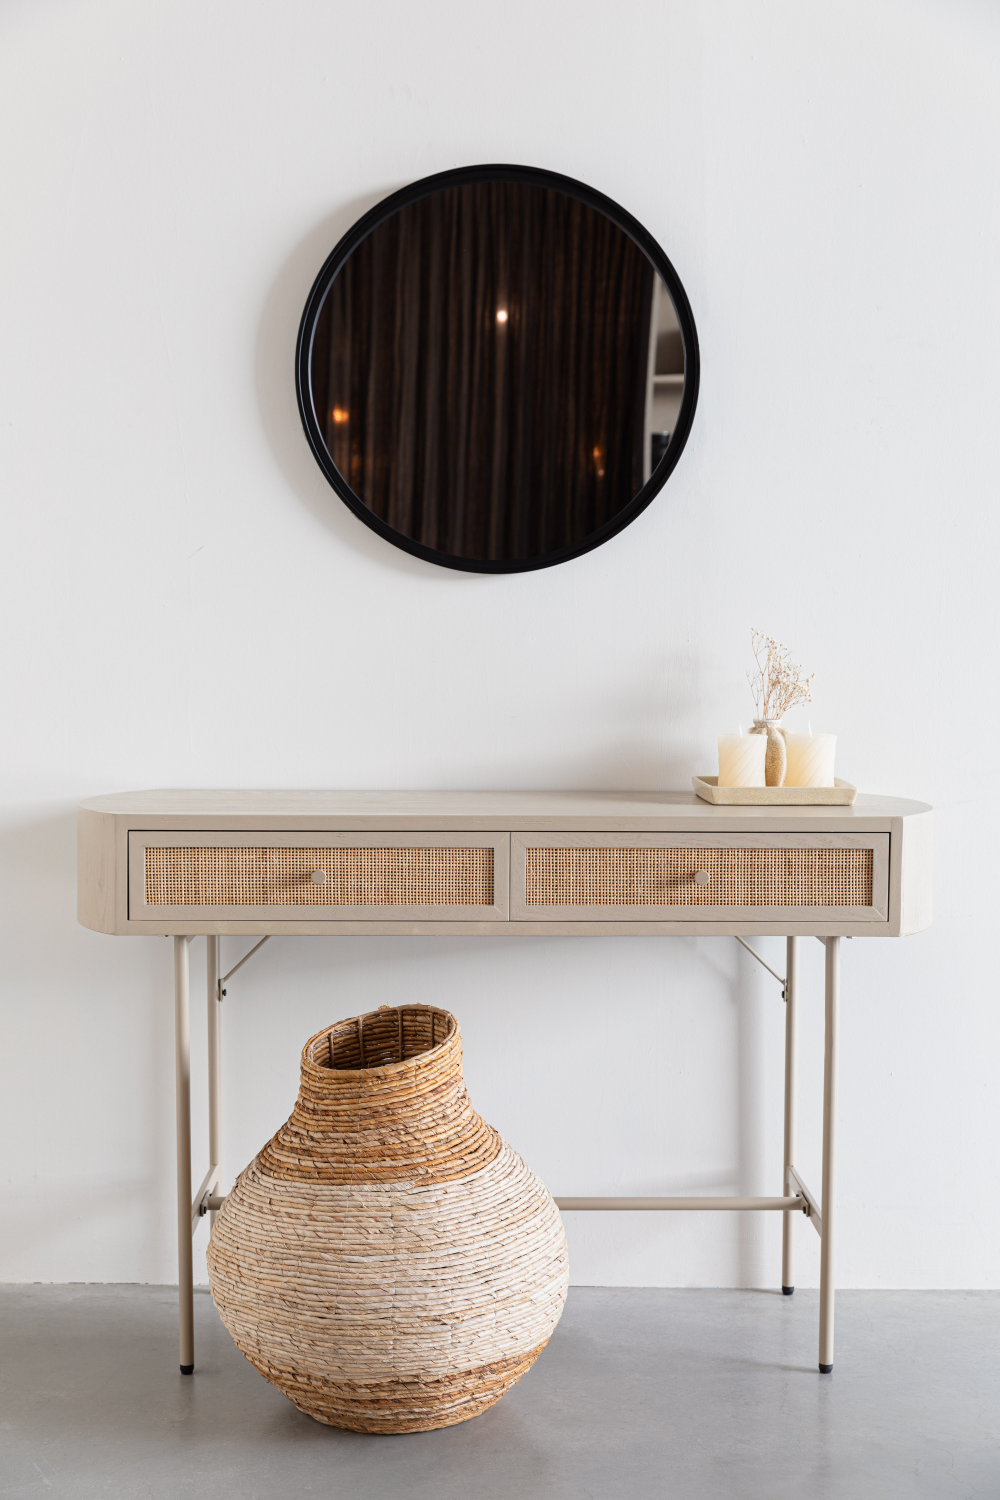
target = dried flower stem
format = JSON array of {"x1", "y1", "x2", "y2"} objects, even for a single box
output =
[{"x1": 747, "y1": 629, "x2": 815, "y2": 722}]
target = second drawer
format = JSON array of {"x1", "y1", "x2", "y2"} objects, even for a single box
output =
[{"x1": 510, "y1": 833, "x2": 889, "y2": 922}]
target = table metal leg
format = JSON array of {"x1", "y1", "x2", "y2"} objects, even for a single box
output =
[
  {"x1": 782, "y1": 935, "x2": 799, "y2": 1295},
  {"x1": 206, "y1": 936, "x2": 221, "y2": 1232},
  {"x1": 819, "y1": 935, "x2": 840, "y2": 1372},
  {"x1": 174, "y1": 936, "x2": 194, "y2": 1374}
]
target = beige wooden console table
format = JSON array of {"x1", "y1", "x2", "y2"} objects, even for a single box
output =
[{"x1": 77, "y1": 789, "x2": 932, "y2": 1380}]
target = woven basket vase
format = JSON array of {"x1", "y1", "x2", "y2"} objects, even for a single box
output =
[{"x1": 207, "y1": 1004, "x2": 569, "y2": 1434}]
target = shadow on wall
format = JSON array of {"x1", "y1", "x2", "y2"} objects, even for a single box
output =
[
  {"x1": 689, "y1": 936, "x2": 787, "y2": 1289},
  {"x1": 441, "y1": 647, "x2": 711, "y2": 792},
  {"x1": 255, "y1": 186, "x2": 467, "y2": 582},
  {"x1": 0, "y1": 805, "x2": 177, "y2": 1279}
]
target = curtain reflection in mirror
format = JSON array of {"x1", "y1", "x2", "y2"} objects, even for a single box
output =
[{"x1": 310, "y1": 182, "x2": 665, "y2": 562}]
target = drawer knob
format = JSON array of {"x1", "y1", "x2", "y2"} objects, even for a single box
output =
[
  {"x1": 693, "y1": 870, "x2": 711, "y2": 886},
  {"x1": 310, "y1": 869, "x2": 328, "y2": 885}
]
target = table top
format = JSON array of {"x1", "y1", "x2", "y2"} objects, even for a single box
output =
[{"x1": 78, "y1": 788, "x2": 932, "y2": 833}]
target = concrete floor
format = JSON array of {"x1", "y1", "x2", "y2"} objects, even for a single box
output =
[{"x1": 1, "y1": 1286, "x2": 997, "y2": 1499}]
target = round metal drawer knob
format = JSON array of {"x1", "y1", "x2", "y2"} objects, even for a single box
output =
[
  {"x1": 310, "y1": 869, "x2": 329, "y2": 885},
  {"x1": 693, "y1": 870, "x2": 711, "y2": 886}
]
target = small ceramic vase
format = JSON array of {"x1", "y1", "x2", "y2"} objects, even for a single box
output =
[{"x1": 751, "y1": 719, "x2": 787, "y2": 787}]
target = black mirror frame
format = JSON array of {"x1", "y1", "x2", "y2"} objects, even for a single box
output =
[{"x1": 295, "y1": 164, "x2": 700, "y2": 574}]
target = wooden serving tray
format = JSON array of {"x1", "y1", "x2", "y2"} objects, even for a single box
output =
[{"x1": 692, "y1": 776, "x2": 858, "y2": 807}]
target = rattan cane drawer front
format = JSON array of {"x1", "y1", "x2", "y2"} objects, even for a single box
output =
[
  {"x1": 527, "y1": 847, "x2": 871, "y2": 906},
  {"x1": 129, "y1": 832, "x2": 509, "y2": 921},
  {"x1": 145, "y1": 846, "x2": 495, "y2": 907},
  {"x1": 511, "y1": 834, "x2": 889, "y2": 922}
]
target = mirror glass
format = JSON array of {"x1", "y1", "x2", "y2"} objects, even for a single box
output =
[{"x1": 298, "y1": 169, "x2": 698, "y2": 573}]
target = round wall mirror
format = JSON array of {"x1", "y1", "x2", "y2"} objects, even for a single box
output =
[{"x1": 296, "y1": 165, "x2": 699, "y2": 574}]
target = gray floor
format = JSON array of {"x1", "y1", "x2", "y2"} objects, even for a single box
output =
[{"x1": 1, "y1": 1285, "x2": 998, "y2": 1499}]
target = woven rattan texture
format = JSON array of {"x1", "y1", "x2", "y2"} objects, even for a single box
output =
[
  {"x1": 258, "y1": 1007, "x2": 501, "y2": 1185},
  {"x1": 525, "y1": 845, "x2": 873, "y2": 907},
  {"x1": 207, "y1": 1005, "x2": 569, "y2": 1433},
  {"x1": 208, "y1": 1143, "x2": 568, "y2": 1432},
  {"x1": 144, "y1": 845, "x2": 494, "y2": 907}
]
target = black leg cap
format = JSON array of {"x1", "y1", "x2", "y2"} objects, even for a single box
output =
[
  {"x1": 782, "y1": 1285, "x2": 794, "y2": 1295},
  {"x1": 180, "y1": 1364, "x2": 194, "y2": 1375},
  {"x1": 819, "y1": 1363, "x2": 833, "y2": 1374}
]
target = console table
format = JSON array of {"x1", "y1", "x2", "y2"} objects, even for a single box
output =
[{"x1": 77, "y1": 789, "x2": 932, "y2": 1380}]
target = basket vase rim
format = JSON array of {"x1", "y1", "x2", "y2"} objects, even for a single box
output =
[{"x1": 301, "y1": 1003, "x2": 459, "y2": 1082}]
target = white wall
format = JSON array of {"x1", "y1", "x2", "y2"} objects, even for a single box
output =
[{"x1": 2, "y1": 0, "x2": 998, "y2": 1291}]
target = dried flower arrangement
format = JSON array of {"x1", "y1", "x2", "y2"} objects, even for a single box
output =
[{"x1": 747, "y1": 630, "x2": 815, "y2": 723}]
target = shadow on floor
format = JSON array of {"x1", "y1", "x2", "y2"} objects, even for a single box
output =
[{"x1": 2, "y1": 1285, "x2": 998, "y2": 1500}]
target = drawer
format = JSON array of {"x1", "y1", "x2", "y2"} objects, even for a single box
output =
[
  {"x1": 129, "y1": 832, "x2": 510, "y2": 922},
  {"x1": 510, "y1": 833, "x2": 889, "y2": 923}
]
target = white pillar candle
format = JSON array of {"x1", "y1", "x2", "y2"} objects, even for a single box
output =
[
  {"x1": 784, "y1": 733, "x2": 837, "y2": 787},
  {"x1": 718, "y1": 733, "x2": 766, "y2": 787}
]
